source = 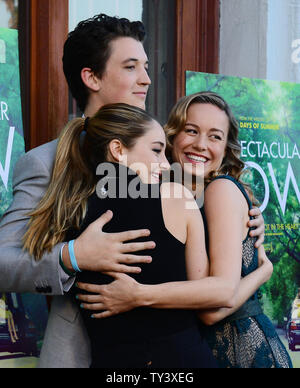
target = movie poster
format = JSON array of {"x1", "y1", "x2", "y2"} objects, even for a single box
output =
[
  {"x1": 186, "y1": 71, "x2": 300, "y2": 365},
  {"x1": 0, "y1": 28, "x2": 48, "y2": 368}
]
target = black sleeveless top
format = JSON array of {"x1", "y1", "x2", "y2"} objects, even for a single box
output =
[{"x1": 67, "y1": 164, "x2": 198, "y2": 347}]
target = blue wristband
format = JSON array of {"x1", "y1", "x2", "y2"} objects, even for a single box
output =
[{"x1": 68, "y1": 240, "x2": 82, "y2": 273}]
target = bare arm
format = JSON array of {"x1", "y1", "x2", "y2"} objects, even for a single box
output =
[
  {"x1": 135, "y1": 182, "x2": 241, "y2": 310},
  {"x1": 77, "y1": 182, "x2": 245, "y2": 317},
  {"x1": 78, "y1": 181, "x2": 267, "y2": 319},
  {"x1": 160, "y1": 182, "x2": 269, "y2": 323},
  {"x1": 196, "y1": 179, "x2": 267, "y2": 324},
  {"x1": 198, "y1": 246, "x2": 273, "y2": 325}
]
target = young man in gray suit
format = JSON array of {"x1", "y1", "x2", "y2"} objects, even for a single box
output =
[
  {"x1": 0, "y1": 14, "x2": 265, "y2": 368},
  {"x1": 0, "y1": 14, "x2": 154, "y2": 368}
]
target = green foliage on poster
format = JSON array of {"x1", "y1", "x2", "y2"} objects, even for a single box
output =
[
  {"x1": 0, "y1": 27, "x2": 24, "y2": 218},
  {"x1": 0, "y1": 28, "x2": 47, "y2": 368},
  {"x1": 186, "y1": 71, "x2": 300, "y2": 324}
]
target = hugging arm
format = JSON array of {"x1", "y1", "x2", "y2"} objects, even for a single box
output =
[
  {"x1": 77, "y1": 182, "x2": 245, "y2": 316},
  {"x1": 78, "y1": 181, "x2": 269, "y2": 319},
  {"x1": 198, "y1": 180, "x2": 270, "y2": 325},
  {"x1": 61, "y1": 211, "x2": 154, "y2": 275},
  {"x1": 0, "y1": 149, "x2": 155, "y2": 295},
  {"x1": 198, "y1": 246, "x2": 273, "y2": 325}
]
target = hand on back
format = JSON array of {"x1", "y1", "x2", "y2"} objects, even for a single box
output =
[{"x1": 62, "y1": 210, "x2": 155, "y2": 274}]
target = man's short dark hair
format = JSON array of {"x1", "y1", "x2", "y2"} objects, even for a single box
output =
[{"x1": 63, "y1": 14, "x2": 146, "y2": 112}]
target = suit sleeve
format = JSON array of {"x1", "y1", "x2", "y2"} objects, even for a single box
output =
[{"x1": 0, "y1": 150, "x2": 65, "y2": 295}]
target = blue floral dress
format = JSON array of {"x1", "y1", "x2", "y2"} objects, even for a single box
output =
[{"x1": 200, "y1": 176, "x2": 293, "y2": 369}]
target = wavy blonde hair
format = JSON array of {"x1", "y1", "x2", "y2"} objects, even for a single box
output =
[
  {"x1": 23, "y1": 103, "x2": 154, "y2": 260},
  {"x1": 165, "y1": 91, "x2": 257, "y2": 202}
]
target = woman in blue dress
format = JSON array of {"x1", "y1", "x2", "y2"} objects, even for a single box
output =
[{"x1": 80, "y1": 93, "x2": 292, "y2": 368}]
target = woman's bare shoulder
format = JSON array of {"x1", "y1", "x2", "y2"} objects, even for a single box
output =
[
  {"x1": 160, "y1": 182, "x2": 194, "y2": 200},
  {"x1": 204, "y1": 178, "x2": 249, "y2": 227},
  {"x1": 205, "y1": 178, "x2": 245, "y2": 204}
]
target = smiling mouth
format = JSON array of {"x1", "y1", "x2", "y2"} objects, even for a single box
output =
[{"x1": 185, "y1": 153, "x2": 209, "y2": 164}]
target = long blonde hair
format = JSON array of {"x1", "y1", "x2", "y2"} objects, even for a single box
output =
[{"x1": 23, "y1": 103, "x2": 154, "y2": 260}]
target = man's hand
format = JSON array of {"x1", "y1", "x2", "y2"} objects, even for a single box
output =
[
  {"x1": 248, "y1": 207, "x2": 265, "y2": 248},
  {"x1": 76, "y1": 272, "x2": 142, "y2": 318},
  {"x1": 62, "y1": 210, "x2": 155, "y2": 274}
]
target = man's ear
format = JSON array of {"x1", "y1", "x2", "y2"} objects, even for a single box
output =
[
  {"x1": 108, "y1": 140, "x2": 127, "y2": 163},
  {"x1": 81, "y1": 68, "x2": 101, "y2": 92}
]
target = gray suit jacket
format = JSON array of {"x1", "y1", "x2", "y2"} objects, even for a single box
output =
[{"x1": 0, "y1": 140, "x2": 91, "y2": 368}]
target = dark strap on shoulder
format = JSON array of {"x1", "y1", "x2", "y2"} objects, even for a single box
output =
[{"x1": 211, "y1": 175, "x2": 253, "y2": 210}]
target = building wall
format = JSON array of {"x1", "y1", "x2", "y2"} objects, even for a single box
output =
[
  {"x1": 220, "y1": 0, "x2": 300, "y2": 84},
  {"x1": 220, "y1": 0, "x2": 268, "y2": 80}
]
